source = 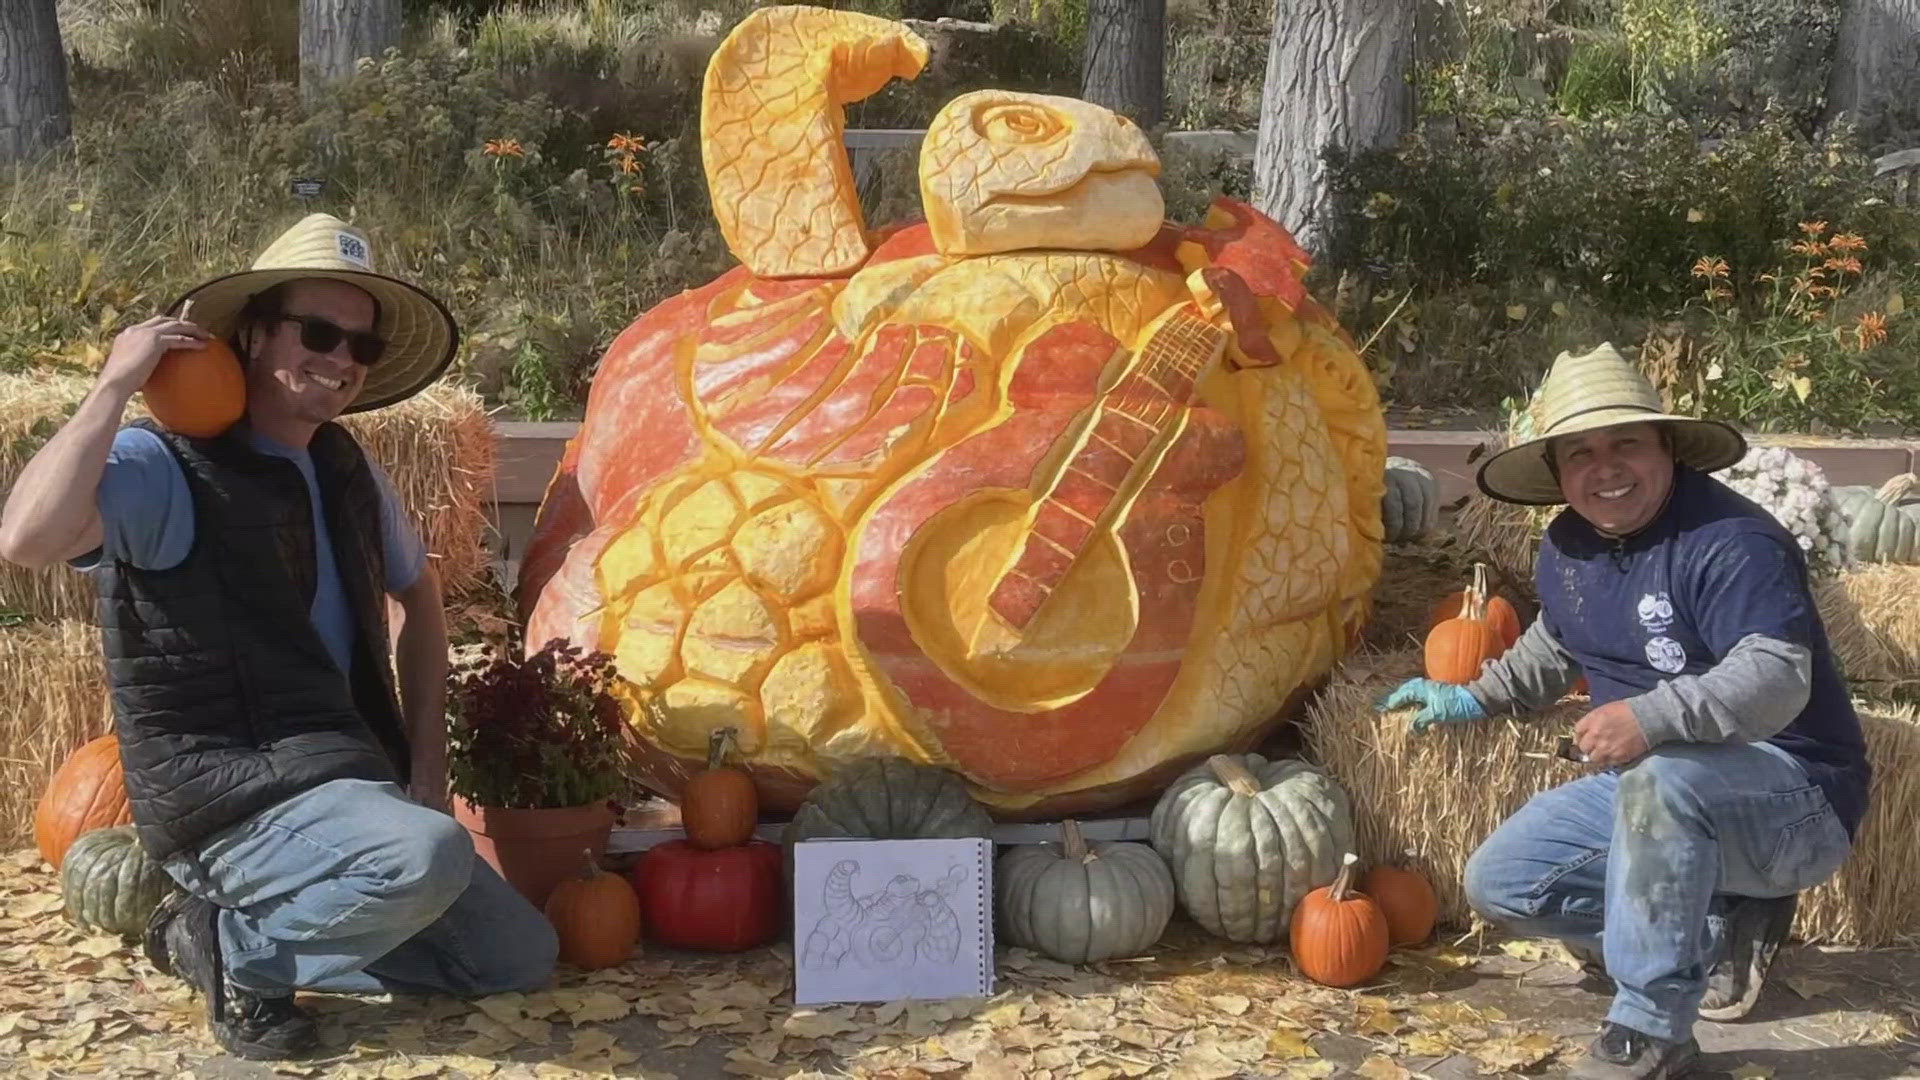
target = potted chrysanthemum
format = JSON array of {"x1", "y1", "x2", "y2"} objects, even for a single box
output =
[{"x1": 445, "y1": 638, "x2": 629, "y2": 907}]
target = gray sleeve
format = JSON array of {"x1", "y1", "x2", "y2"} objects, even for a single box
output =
[
  {"x1": 1466, "y1": 617, "x2": 1583, "y2": 717},
  {"x1": 1630, "y1": 633, "x2": 1812, "y2": 746}
]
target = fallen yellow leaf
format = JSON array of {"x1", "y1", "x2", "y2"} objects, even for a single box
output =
[
  {"x1": 1266, "y1": 1029, "x2": 1318, "y2": 1060},
  {"x1": 1731, "y1": 1065, "x2": 1774, "y2": 1080},
  {"x1": 1207, "y1": 993, "x2": 1252, "y2": 1017},
  {"x1": 1353, "y1": 1055, "x2": 1411, "y2": 1080}
]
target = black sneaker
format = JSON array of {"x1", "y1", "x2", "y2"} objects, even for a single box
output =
[
  {"x1": 144, "y1": 891, "x2": 319, "y2": 1060},
  {"x1": 1570, "y1": 1022, "x2": 1701, "y2": 1079},
  {"x1": 1699, "y1": 893, "x2": 1797, "y2": 1022}
]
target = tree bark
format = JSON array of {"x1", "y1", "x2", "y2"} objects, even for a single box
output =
[
  {"x1": 1823, "y1": 0, "x2": 1920, "y2": 141},
  {"x1": 0, "y1": 0, "x2": 72, "y2": 164},
  {"x1": 301, "y1": 0, "x2": 403, "y2": 100},
  {"x1": 1250, "y1": 0, "x2": 1414, "y2": 257},
  {"x1": 1082, "y1": 0, "x2": 1166, "y2": 128}
]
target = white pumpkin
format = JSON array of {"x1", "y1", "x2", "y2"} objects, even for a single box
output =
[
  {"x1": 996, "y1": 819, "x2": 1174, "y2": 965},
  {"x1": 1149, "y1": 753, "x2": 1353, "y2": 944},
  {"x1": 1845, "y1": 474, "x2": 1920, "y2": 564},
  {"x1": 1381, "y1": 457, "x2": 1439, "y2": 543}
]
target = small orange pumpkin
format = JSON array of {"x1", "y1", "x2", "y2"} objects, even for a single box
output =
[
  {"x1": 682, "y1": 727, "x2": 757, "y2": 850},
  {"x1": 1425, "y1": 563, "x2": 1506, "y2": 684},
  {"x1": 35, "y1": 734, "x2": 134, "y2": 870},
  {"x1": 143, "y1": 336, "x2": 246, "y2": 438},
  {"x1": 544, "y1": 849, "x2": 642, "y2": 971},
  {"x1": 1427, "y1": 562, "x2": 1522, "y2": 650},
  {"x1": 1290, "y1": 853, "x2": 1390, "y2": 988},
  {"x1": 1361, "y1": 860, "x2": 1438, "y2": 947}
]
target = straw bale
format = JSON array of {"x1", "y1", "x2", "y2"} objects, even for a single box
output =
[
  {"x1": 338, "y1": 382, "x2": 499, "y2": 599},
  {"x1": 1303, "y1": 650, "x2": 1920, "y2": 945},
  {"x1": 1364, "y1": 540, "x2": 1486, "y2": 652},
  {"x1": 1301, "y1": 649, "x2": 1588, "y2": 926},
  {"x1": 0, "y1": 620, "x2": 112, "y2": 848},
  {"x1": 0, "y1": 374, "x2": 498, "y2": 622},
  {"x1": 1452, "y1": 492, "x2": 1547, "y2": 588},
  {"x1": 1797, "y1": 702, "x2": 1920, "y2": 945},
  {"x1": 1817, "y1": 567, "x2": 1920, "y2": 686}
]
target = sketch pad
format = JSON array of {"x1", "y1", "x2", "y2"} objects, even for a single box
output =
[{"x1": 791, "y1": 837, "x2": 995, "y2": 1005}]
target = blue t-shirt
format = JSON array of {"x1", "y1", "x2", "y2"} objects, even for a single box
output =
[
  {"x1": 1535, "y1": 465, "x2": 1871, "y2": 836},
  {"x1": 72, "y1": 426, "x2": 427, "y2": 676}
]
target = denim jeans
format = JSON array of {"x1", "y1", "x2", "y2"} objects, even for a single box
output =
[
  {"x1": 162, "y1": 778, "x2": 558, "y2": 997},
  {"x1": 1464, "y1": 742, "x2": 1852, "y2": 1042}
]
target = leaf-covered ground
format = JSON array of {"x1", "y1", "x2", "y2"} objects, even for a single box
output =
[{"x1": 4, "y1": 848, "x2": 1917, "y2": 1079}]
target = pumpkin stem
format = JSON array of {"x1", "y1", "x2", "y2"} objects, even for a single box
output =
[
  {"x1": 1207, "y1": 754, "x2": 1261, "y2": 797},
  {"x1": 1877, "y1": 473, "x2": 1917, "y2": 505},
  {"x1": 1329, "y1": 852, "x2": 1359, "y2": 901},
  {"x1": 1468, "y1": 563, "x2": 1489, "y2": 622},
  {"x1": 706, "y1": 727, "x2": 735, "y2": 771},
  {"x1": 579, "y1": 848, "x2": 601, "y2": 879},
  {"x1": 1060, "y1": 818, "x2": 1093, "y2": 863}
]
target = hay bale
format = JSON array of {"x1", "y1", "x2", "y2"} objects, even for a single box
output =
[
  {"x1": 338, "y1": 383, "x2": 498, "y2": 599},
  {"x1": 0, "y1": 374, "x2": 498, "y2": 621},
  {"x1": 1452, "y1": 492, "x2": 1547, "y2": 588},
  {"x1": 1303, "y1": 651, "x2": 1920, "y2": 946},
  {"x1": 1818, "y1": 567, "x2": 1920, "y2": 686},
  {"x1": 1797, "y1": 702, "x2": 1920, "y2": 946},
  {"x1": 1365, "y1": 540, "x2": 1484, "y2": 652},
  {"x1": 1301, "y1": 649, "x2": 1587, "y2": 926},
  {"x1": 0, "y1": 620, "x2": 112, "y2": 848}
]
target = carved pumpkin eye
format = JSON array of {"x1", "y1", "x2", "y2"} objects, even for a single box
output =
[{"x1": 975, "y1": 104, "x2": 1065, "y2": 145}]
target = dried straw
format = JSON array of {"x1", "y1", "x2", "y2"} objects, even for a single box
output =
[
  {"x1": 338, "y1": 382, "x2": 499, "y2": 599},
  {"x1": 0, "y1": 620, "x2": 112, "y2": 848},
  {"x1": 1302, "y1": 649, "x2": 1920, "y2": 945},
  {"x1": 1452, "y1": 492, "x2": 1547, "y2": 588},
  {"x1": 1300, "y1": 649, "x2": 1588, "y2": 927},
  {"x1": 0, "y1": 374, "x2": 498, "y2": 621},
  {"x1": 1817, "y1": 567, "x2": 1920, "y2": 686},
  {"x1": 1364, "y1": 540, "x2": 1483, "y2": 652}
]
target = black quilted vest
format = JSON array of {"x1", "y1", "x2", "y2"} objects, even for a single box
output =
[{"x1": 92, "y1": 419, "x2": 410, "y2": 860}]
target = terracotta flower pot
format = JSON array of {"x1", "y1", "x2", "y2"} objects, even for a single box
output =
[{"x1": 452, "y1": 796, "x2": 617, "y2": 908}]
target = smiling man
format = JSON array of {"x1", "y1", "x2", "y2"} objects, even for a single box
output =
[
  {"x1": 0, "y1": 214, "x2": 555, "y2": 1060},
  {"x1": 1380, "y1": 344, "x2": 1869, "y2": 1079}
]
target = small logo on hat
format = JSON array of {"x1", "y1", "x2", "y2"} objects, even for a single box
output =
[{"x1": 335, "y1": 232, "x2": 370, "y2": 269}]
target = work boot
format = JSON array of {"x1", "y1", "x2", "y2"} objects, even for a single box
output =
[
  {"x1": 144, "y1": 891, "x2": 319, "y2": 1060},
  {"x1": 1569, "y1": 1022, "x2": 1700, "y2": 1079},
  {"x1": 1699, "y1": 893, "x2": 1797, "y2": 1022}
]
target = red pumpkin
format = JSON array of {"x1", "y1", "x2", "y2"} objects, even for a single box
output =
[
  {"x1": 682, "y1": 727, "x2": 758, "y2": 850},
  {"x1": 633, "y1": 839, "x2": 782, "y2": 952},
  {"x1": 35, "y1": 734, "x2": 134, "y2": 870},
  {"x1": 544, "y1": 849, "x2": 642, "y2": 970},
  {"x1": 143, "y1": 336, "x2": 246, "y2": 438},
  {"x1": 1290, "y1": 853, "x2": 1390, "y2": 988},
  {"x1": 1361, "y1": 862, "x2": 1438, "y2": 947}
]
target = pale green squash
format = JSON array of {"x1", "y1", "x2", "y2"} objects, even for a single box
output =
[
  {"x1": 997, "y1": 819, "x2": 1174, "y2": 964},
  {"x1": 1381, "y1": 457, "x2": 1439, "y2": 543}
]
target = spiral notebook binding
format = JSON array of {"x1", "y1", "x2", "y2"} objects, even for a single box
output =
[{"x1": 977, "y1": 839, "x2": 993, "y2": 995}]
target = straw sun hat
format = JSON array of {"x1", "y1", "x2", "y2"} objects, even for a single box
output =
[
  {"x1": 1476, "y1": 342, "x2": 1748, "y2": 505},
  {"x1": 166, "y1": 213, "x2": 458, "y2": 414}
]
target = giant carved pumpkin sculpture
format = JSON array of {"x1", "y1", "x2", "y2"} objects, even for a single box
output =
[{"x1": 516, "y1": 6, "x2": 1386, "y2": 818}]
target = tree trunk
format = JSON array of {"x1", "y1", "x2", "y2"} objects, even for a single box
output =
[
  {"x1": 301, "y1": 0, "x2": 403, "y2": 100},
  {"x1": 1823, "y1": 0, "x2": 1920, "y2": 142},
  {"x1": 1250, "y1": 0, "x2": 1414, "y2": 257},
  {"x1": 0, "y1": 0, "x2": 72, "y2": 164},
  {"x1": 1082, "y1": 0, "x2": 1166, "y2": 128}
]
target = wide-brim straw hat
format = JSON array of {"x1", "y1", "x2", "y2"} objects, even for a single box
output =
[
  {"x1": 1477, "y1": 342, "x2": 1747, "y2": 505},
  {"x1": 166, "y1": 213, "x2": 458, "y2": 414}
]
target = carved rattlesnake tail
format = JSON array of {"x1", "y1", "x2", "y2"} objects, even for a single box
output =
[{"x1": 700, "y1": 7, "x2": 930, "y2": 279}]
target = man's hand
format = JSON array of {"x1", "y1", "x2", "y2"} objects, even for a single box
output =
[
  {"x1": 1380, "y1": 678, "x2": 1488, "y2": 733},
  {"x1": 99, "y1": 314, "x2": 211, "y2": 395},
  {"x1": 1573, "y1": 699, "x2": 1650, "y2": 767}
]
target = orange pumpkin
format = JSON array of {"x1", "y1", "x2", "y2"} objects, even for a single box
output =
[
  {"x1": 682, "y1": 727, "x2": 757, "y2": 850},
  {"x1": 1361, "y1": 861, "x2": 1438, "y2": 947},
  {"x1": 35, "y1": 734, "x2": 133, "y2": 870},
  {"x1": 1427, "y1": 562, "x2": 1522, "y2": 650},
  {"x1": 544, "y1": 849, "x2": 642, "y2": 971},
  {"x1": 1425, "y1": 563, "x2": 1507, "y2": 684},
  {"x1": 143, "y1": 337, "x2": 246, "y2": 438},
  {"x1": 1291, "y1": 853, "x2": 1390, "y2": 988}
]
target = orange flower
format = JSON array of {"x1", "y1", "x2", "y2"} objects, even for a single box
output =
[
  {"x1": 1856, "y1": 311, "x2": 1889, "y2": 350},
  {"x1": 1823, "y1": 256, "x2": 1864, "y2": 276},
  {"x1": 1827, "y1": 232, "x2": 1868, "y2": 253},
  {"x1": 483, "y1": 138, "x2": 525, "y2": 158},
  {"x1": 1789, "y1": 239, "x2": 1827, "y2": 258},
  {"x1": 607, "y1": 132, "x2": 646, "y2": 154},
  {"x1": 616, "y1": 154, "x2": 640, "y2": 175},
  {"x1": 1798, "y1": 220, "x2": 1829, "y2": 238},
  {"x1": 1690, "y1": 256, "x2": 1730, "y2": 281}
]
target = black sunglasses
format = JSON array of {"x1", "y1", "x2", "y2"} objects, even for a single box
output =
[{"x1": 270, "y1": 313, "x2": 387, "y2": 366}]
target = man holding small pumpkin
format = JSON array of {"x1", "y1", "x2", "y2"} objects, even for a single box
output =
[
  {"x1": 1380, "y1": 344, "x2": 1869, "y2": 1080},
  {"x1": 0, "y1": 214, "x2": 557, "y2": 1060}
]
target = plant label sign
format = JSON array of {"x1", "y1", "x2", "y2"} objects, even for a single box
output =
[
  {"x1": 792, "y1": 837, "x2": 994, "y2": 1005},
  {"x1": 289, "y1": 178, "x2": 327, "y2": 200}
]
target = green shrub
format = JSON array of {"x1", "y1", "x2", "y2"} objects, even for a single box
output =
[{"x1": 1556, "y1": 32, "x2": 1633, "y2": 119}]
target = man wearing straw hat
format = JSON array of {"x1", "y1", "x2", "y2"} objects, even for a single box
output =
[
  {"x1": 0, "y1": 213, "x2": 557, "y2": 1060},
  {"x1": 1380, "y1": 343, "x2": 1869, "y2": 1079}
]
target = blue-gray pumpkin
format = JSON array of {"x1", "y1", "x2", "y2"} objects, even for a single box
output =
[
  {"x1": 1382, "y1": 457, "x2": 1438, "y2": 543},
  {"x1": 996, "y1": 819, "x2": 1174, "y2": 964},
  {"x1": 60, "y1": 826, "x2": 174, "y2": 938}
]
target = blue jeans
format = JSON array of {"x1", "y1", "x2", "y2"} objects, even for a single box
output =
[
  {"x1": 1464, "y1": 742, "x2": 1852, "y2": 1042},
  {"x1": 162, "y1": 778, "x2": 558, "y2": 997}
]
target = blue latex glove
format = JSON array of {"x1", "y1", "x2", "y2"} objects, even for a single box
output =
[{"x1": 1379, "y1": 678, "x2": 1487, "y2": 733}]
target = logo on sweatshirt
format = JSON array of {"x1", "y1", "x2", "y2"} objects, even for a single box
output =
[{"x1": 1636, "y1": 591, "x2": 1686, "y2": 673}]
